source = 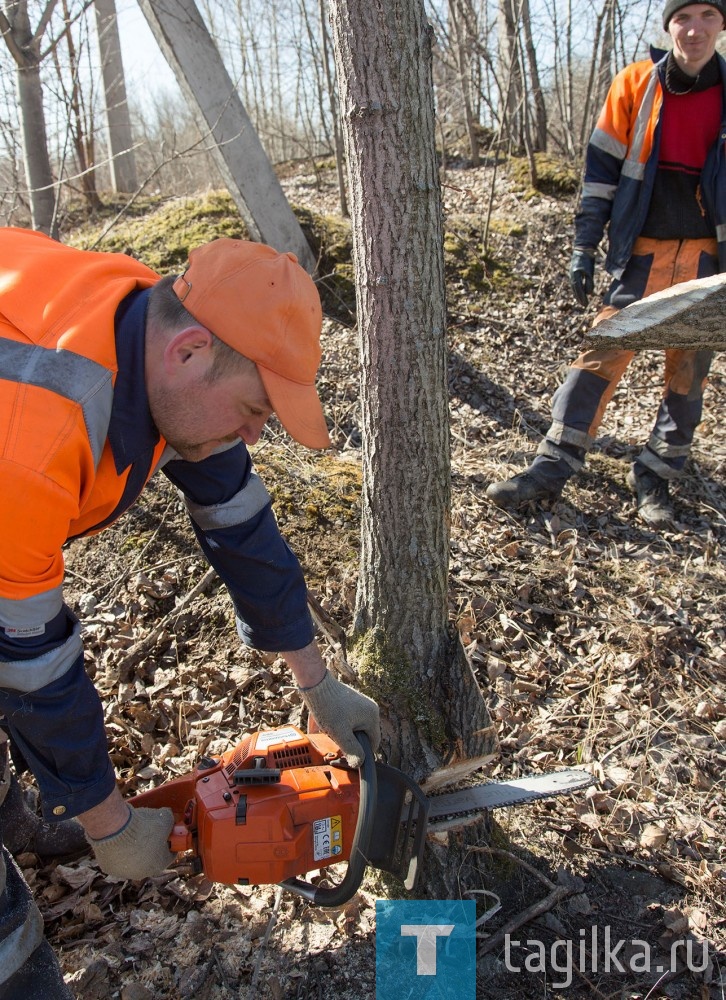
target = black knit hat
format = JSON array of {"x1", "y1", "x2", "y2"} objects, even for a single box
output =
[{"x1": 663, "y1": 0, "x2": 726, "y2": 29}]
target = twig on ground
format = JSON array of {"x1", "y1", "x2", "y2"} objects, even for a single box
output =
[
  {"x1": 472, "y1": 847, "x2": 576, "y2": 957},
  {"x1": 471, "y1": 845, "x2": 558, "y2": 890},
  {"x1": 473, "y1": 847, "x2": 612, "y2": 998},
  {"x1": 114, "y1": 567, "x2": 217, "y2": 674},
  {"x1": 477, "y1": 881, "x2": 571, "y2": 955},
  {"x1": 307, "y1": 591, "x2": 357, "y2": 682},
  {"x1": 248, "y1": 887, "x2": 284, "y2": 998}
]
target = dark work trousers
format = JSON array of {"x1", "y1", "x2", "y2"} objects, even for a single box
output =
[
  {"x1": 0, "y1": 739, "x2": 73, "y2": 1000},
  {"x1": 530, "y1": 237, "x2": 718, "y2": 486}
]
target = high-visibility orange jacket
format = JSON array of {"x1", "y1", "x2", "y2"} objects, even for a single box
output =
[
  {"x1": 0, "y1": 228, "x2": 313, "y2": 818},
  {"x1": 0, "y1": 229, "x2": 164, "y2": 597},
  {"x1": 576, "y1": 48, "x2": 726, "y2": 277}
]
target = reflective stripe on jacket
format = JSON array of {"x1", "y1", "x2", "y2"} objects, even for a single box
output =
[
  {"x1": 0, "y1": 227, "x2": 163, "y2": 607},
  {"x1": 0, "y1": 227, "x2": 314, "y2": 699},
  {"x1": 575, "y1": 48, "x2": 726, "y2": 278},
  {"x1": 0, "y1": 230, "x2": 314, "y2": 818}
]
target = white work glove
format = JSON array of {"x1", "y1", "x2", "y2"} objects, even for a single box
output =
[
  {"x1": 299, "y1": 669, "x2": 381, "y2": 768},
  {"x1": 87, "y1": 806, "x2": 174, "y2": 880}
]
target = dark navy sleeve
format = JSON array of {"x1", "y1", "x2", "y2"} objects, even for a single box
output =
[
  {"x1": 162, "y1": 443, "x2": 314, "y2": 651},
  {"x1": 0, "y1": 611, "x2": 116, "y2": 820}
]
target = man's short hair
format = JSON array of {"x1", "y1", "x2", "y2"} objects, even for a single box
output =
[{"x1": 148, "y1": 275, "x2": 253, "y2": 381}]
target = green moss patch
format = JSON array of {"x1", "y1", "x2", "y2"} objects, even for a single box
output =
[
  {"x1": 444, "y1": 219, "x2": 516, "y2": 295},
  {"x1": 253, "y1": 450, "x2": 361, "y2": 595},
  {"x1": 351, "y1": 628, "x2": 447, "y2": 751},
  {"x1": 67, "y1": 191, "x2": 249, "y2": 274},
  {"x1": 508, "y1": 153, "x2": 579, "y2": 197},
  {"x1": 294, "y1": 205, "x2": 356, "y2": 321}
]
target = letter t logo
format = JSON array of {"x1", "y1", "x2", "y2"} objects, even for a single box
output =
[{"x1": 401, "y1": 924, "x2": 455, "y2": 975}]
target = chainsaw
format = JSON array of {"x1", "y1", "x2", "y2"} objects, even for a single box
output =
[{"x1": 131, "y1": 725, "x2": 594, "y2": 907}]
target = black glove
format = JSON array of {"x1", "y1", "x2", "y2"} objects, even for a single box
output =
[{"x1": 569, "y1": 249, "x2": 596, "y2": 307}]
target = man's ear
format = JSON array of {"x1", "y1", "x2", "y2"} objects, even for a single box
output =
[{"x1": 162, "y1": 325, "x2": 214, "y2": 375}]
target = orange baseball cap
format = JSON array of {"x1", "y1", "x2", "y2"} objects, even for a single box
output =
[{"x1": 172, "y1": 238, "x2": 330, "y2": 449}]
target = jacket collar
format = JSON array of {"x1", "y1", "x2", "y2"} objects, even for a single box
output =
[{"x1": 109, "y1": 287, "x2": 160, "y2": 474}]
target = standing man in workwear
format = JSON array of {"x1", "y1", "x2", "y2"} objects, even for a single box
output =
[
  {"x1": 487, "y1": 2, "x2": 726, "y2": 527},
  {"x1": 0, "y1": 229, "x2": 380, "y2": 998}
]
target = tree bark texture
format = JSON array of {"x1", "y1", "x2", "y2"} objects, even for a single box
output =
[
  {"x1": 328, "y1": 0, "x2": 449, "y2": 646},
  {"x1": 328, "y1": 0, "x2": 495, "y2": 897}
]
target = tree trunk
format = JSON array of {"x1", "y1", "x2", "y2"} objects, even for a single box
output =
[
  {"x1": 57, "y1": 0, "x2": 101, "y2": 212},
  {"x1": 94, "y1": 0, "x2": 138, "y2": 193},
  {"x1": 564, "y1": 0, "x2": 575, "y2": 155},
  {"x1": 16, "y1": 61, "x2": 57, "y2": 235},
  {"x1": 319, "y1": 0, "x2": 348, "y2": 217},
  {"x1": 497, "y1": 0, "x2": 524, "y2": 149},
  {"x1": 578, "y1": 0, "x2": 615, "y2": 155},
  {"x1": 1, "y1": 0, "x2": 57, "y2": 236},
  {"x1": 327, "y1": 0, "x2": 495, "y2": 897},
  {"x1": 595, "y1": 0, "x2": 615, "y2": 120},
  {"x1": 520, "y1": 0, "x2": 546, "y2": 151},
  {"x1": 449, "y1": 0, "x2": 480, "y2": 166}
]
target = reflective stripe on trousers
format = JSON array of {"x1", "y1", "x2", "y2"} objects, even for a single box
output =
[{"x1": 532, "y1": 237, "x2": 718, "y2": 482}]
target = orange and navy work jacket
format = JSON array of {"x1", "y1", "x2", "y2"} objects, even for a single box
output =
[
  {"x1": 576, "y1": 47, "x2": 726, "y2": 278},
  {"x1": 0, "y1": 228, "x2": 313, "y2": 819}
]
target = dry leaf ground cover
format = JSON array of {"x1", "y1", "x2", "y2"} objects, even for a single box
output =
[{"x1": 22, "y1": 158, "x2": 725, "y2": 999}]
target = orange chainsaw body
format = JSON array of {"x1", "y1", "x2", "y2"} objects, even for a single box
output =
[{"x1": 131, "y1": 726, "x2": 361, "y2": 886}]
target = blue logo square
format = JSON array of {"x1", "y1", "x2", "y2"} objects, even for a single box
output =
[{"x1": 376, "y1": 899, "x2": 476, "y2": 999}]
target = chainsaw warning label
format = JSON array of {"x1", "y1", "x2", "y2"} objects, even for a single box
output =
[
  {"x1": 255, "y1": 726, "x2": 301, "y2": 747},
  {"x1": 313, "y1": 816, "x2": 343, "y2": 861}
]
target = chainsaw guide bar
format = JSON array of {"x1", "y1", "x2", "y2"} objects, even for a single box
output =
[{"x1": 426, "y1": 768, "x2": 596, "y2": 822}]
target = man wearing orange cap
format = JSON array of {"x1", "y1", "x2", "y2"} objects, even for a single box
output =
[{"x1": 0, "y1": 229, "x2": 380, "y2": 996}]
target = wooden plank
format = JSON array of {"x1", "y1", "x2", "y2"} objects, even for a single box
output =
[
  {"x1": 586, "y1": 273, "x2": 726, "y2": 351},
  {"x1": 137, "y1": 0, "x2": 315, "y2": 273}
]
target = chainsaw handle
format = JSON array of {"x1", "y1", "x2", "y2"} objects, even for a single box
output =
[{"x1": 280, "y1": 732, "x2": 376, "y2": 907}]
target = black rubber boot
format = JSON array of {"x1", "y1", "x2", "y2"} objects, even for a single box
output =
[
  {"x1": 486, "y1": 471, "x2": 563, "y2": 509},
  {"x1": 1, "y1": 772, "x2": 88, "y2": 861},
  {"x1": 627, "y1": 466, "x2": 675, "y2": 528}
]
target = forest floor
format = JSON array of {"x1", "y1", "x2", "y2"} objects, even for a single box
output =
[{"x1": 22, "y1": 156, "x2": 725, "y2": 999}]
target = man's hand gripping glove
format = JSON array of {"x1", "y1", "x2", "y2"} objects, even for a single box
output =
[
  {"x1": 299, "y1": 669, "x2": 381, "y2": 768},
  {"x1": 88, "y1": 806, "x2": 174, "y2": 880},
  {"x1": 569, "y1": 248, "x2": 596, "y2": 306}
]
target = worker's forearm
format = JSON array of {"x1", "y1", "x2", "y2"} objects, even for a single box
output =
[
  {"x1": 77, "y1": 786, "x2": 130, "y2": 839},
  {"x1": 282, "y1": 641, "x2": 327, "y2": 689}
]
